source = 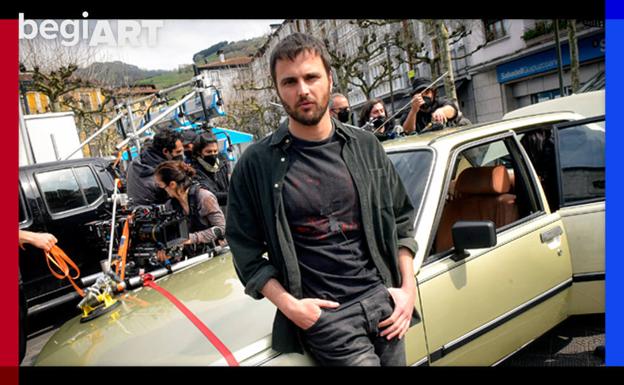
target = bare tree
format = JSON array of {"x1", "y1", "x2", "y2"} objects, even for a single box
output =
[
  {"x1": 213, "y1": 95, "x2": 281, "y2": 139},
  {"x1": 324, "y1": 23, "x2": 403, "y2": 100},
  {"x1": 400, "y1": 20, "x2": 489, "y2": 100},
  {"x1": 340, "y1": 19, "x2": 490, "y2": 102},
  {"x1": 20, "y1": 36, "x2": 124, "y2": 157}
]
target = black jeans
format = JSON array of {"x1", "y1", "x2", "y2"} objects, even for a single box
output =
[{"x1": 302, "y1": 285, "x2": 406, "y2": 366}]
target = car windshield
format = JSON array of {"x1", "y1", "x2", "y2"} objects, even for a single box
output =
[{"x1": 387, "y1": 149, "x2": 433, "y2": 222}]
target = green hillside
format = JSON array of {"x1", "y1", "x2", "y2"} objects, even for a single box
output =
[
  {"x1": 193, "y1": 36, "x2": 266, "y2": 65},
  {"x1": 136, "y1": 67, "x2": 195, "y2": 101}
]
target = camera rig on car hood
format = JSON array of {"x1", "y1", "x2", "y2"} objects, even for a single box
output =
[{"x1": 77, "y1": 192, "x2": 225, "y2": 321}]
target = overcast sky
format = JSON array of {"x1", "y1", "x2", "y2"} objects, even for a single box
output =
[{"x1": 98, "y1": 19, "x2": 283, "y2": 70}]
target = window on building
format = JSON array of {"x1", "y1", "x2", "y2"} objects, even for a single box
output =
[
  {"x1": 80, "y1": 93, "x2": 92, "y2": 110},
  {"x1": 530, "y1": 87, "x2": 572, "y2": 104},
  {"x1": 483, "y1": 20, "x2": 507, "y2": 42}
]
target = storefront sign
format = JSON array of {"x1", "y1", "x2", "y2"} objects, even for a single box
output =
[{"x1": 496, "y1": 32, "x2": 604, "y2": 83}]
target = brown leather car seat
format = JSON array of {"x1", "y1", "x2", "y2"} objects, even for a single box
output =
[{"x1": 435, "y1": 165, "x2": 519, "y2": 253}]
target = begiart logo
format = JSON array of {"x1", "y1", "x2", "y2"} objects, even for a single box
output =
[{"x1": 19, "y1": 12, "x2": 164, "y2": 47}]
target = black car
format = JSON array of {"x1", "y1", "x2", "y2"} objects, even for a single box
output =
[{"x1": 19, "y1": 157, "x2": 120, "y2": 317}]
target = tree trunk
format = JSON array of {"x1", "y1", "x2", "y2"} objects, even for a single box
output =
[
  {"x1": 338, "y1": 69, "x2": 350, "y2": 96},
  {"x1": 435, "y1": 20, "x2": 457, "y2": 101},
  {"x1": 401, "y1": 19, "x2": 415, "y2": 74},
  {"x1": 423, "y1": 20, "x2": 439, "y2": 79},
  {"x1": 50, "y1": 99, "x2": 60, "y2": 112},
  {"x1": 567, "y1": 20, "x2": 581, "y2": 93}
]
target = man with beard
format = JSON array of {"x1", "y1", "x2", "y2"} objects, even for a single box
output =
[
  {"x1": 226, "y1": 33, "x2": 419, "y2": 366},
  {"x1": 126, "y1": 129, "x2": 184, "y2": 205},
  {"x1": 402, "y1": 77, "x2": 469, "y2": 134}
]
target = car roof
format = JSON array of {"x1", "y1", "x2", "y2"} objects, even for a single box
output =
[
  {"x1": 383, "y1": 89, "x2": 604, "y2": 152},
  {"x1": 19, "y1": 156, "x2": 113, "y2": 172},
  {"x1": 382, "y1": 111, "x2": 583, "y2": 152}
]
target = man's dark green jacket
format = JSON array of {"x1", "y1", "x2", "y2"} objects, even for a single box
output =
[{"x1": 225, "y1": 118, "x2": 418, "y2": 354}]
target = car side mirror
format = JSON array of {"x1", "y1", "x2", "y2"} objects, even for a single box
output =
[{"x1": 451, "y1": 220, "x2": 497, "y2": 261}]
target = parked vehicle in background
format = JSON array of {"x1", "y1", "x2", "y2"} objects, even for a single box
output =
[
  {"x1": 19, "y1": 157, "x2": 119, "y2": 318},
  {"x1": 34, "y1": 91, "x2": 604, "y2": 366}
]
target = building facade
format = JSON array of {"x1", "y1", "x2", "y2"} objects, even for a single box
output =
[{"x1": 201, "y1": 19, "x2": 604, "y2": 134}]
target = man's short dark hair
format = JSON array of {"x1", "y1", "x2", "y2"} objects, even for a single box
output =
[
  {"x1": 192, "y1": 131, "x2": 218, "y2": 157},
  {"x1": 181, "y1": 129, "x2": 198, "y2": 145},
  {"x1": 270, "y1": 32, "x2": 332, "y2": 86},
  {"x1": 152, "y1": 129, "x2": 182, "y2": 154}
]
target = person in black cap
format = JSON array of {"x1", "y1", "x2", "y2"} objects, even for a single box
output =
[
  {"x1": 401, "y1": 77, "x2": 469, "y2": 135},
  {"x1": 181, "y1": 129, "x2": 198, "y2": 164}
]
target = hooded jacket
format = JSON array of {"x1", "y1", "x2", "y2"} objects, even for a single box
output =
[{"x1": 126, "y1": 146, "x2": 169, "y2": 206}]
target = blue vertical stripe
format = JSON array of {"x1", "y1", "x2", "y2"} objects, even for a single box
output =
[{"x1": 607, "y1": 1, "x2": 623, "y2": 366}]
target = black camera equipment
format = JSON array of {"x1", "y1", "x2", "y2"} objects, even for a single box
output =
[{"x1": 85, "y1": 201, "x2": 190, "y2": 276}]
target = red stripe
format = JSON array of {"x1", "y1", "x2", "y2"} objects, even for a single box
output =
[
  {"x1": 0, "y1": 18, "x2": 18, "y2": 372},
  {"x1": 143, "y1": 278, "x2": 239, "y2": 366}
]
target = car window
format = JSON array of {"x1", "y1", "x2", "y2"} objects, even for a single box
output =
[
  {"x1": 74, "y1": 166, "x2": 102, "y2": 204},
  {"x1": 387, "y1": 150, "x2": 433, "y2": 222},
  {"x1": 463, "y1": 140, "x2": 510, "y2": 167},
  {"x1": 556, "y1": 119, "x2": 605, "y2": 206},
  {"x1": 35, "y1": 168, "x2": 86, "y2": 213},
  {"x1": 427, "y1": 136, "x2": 541, "y2": 260}
]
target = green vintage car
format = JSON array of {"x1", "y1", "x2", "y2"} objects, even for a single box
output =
[{"x1": 35, "y1": 91, "x2": 605, "y2": 366}]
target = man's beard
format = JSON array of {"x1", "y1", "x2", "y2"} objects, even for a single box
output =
[{"x1": 280, "y1": 90, "x2": 330, "y2": 126}]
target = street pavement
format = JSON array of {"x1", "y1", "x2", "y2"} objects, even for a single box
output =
[{"x1": 501, "y1": 313, "x2": 605, "y2": 367}]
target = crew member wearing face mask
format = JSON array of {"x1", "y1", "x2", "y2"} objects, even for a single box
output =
[
  {"x1": 181, "y1": 129, "x2": 198, "y2": 164},
  {"x1": 329, "y1": 93, "x2": 352, "y2": 124},
  {"x1": 358, "y1": 99, "x2": 395, "y2": 141},
  {"x1": 127, "y1": 129, "x2": 185, "y2": 205},
  {"x1": 402, "y1": 77, "x2": 468, "y2": 135},
  {"x1": 190, "y1": 131, "x2": 230, "y2": 214}
]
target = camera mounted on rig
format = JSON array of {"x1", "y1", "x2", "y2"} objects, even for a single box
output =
[{"x1": 85, "y1": 197, "x2": 190, "y2": 276}]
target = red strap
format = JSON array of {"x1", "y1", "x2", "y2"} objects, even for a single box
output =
[{"x1": 142, "y1": 274, "x2": 239, "y2": 366}]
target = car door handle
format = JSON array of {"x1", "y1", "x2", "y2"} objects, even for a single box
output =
[{"x1": 540, "y1": 226, "x2": 563, "y2": 244}]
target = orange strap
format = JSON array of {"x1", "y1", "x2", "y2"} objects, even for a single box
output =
[
  {"x1": 117, "y1": 215, "x2": 133, "y2": 280},
  {"x1": 45, "y1": 245, "x2": 85, "y2": 297}
]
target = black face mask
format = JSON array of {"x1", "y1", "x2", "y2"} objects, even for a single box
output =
[
  {"x1": 371, "y1": 116, "x2": 386, "y2": 129},
  {"x1": 337, "y1": 108, "x2": 351, "y2": 123},
  {"x1": 203, "y1": 154, "x2": 218, "y2": 165},
  {"x1": 184, "y1": 150, "x2": 193, "y2": 160},
  {"x1": 421, "y1": 96, "x2": 434, "y2": 112},
  {"x1": 171, "y1": 155, "x2": 184, "y2": 162}
]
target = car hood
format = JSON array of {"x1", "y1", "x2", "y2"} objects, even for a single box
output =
[{"x1": 35, "y1": 252, "x2": 276, "y2": 366}]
